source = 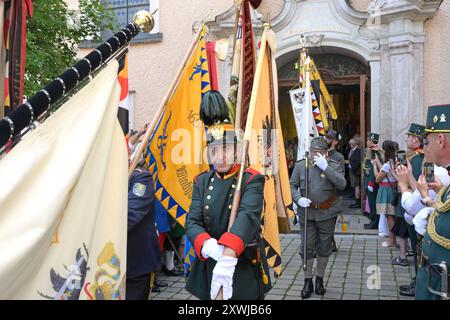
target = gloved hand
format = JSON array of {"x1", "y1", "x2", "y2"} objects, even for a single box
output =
[
  {"x1": 210, "y1": 255, "x2": 238, "y2": 300},
  {"x1": 413, "y1": 207, "x2": 432, "y2": 236},
  {"x1": 313, "y1": 153, "x2": 328, "y2": 171},
  {"x1": 201, "y1": 238, "x2": 224, "y2": 261},
  {"x1": 298, "y1": 197, "x2": 312, "y2": 208}
]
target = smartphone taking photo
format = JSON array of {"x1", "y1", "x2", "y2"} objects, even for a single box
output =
[
  {"x1": 395, "y1": 150, "x2": 407, "y2": 166},
  {"x1": 423, "y1": 162, "x2": 435, "y2": 183}
]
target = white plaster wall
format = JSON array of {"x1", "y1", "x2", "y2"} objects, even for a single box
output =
[
  {"x1": 424, "y1": 0, "x2": 450, "y2": 114},
  {"x1": 348, "y1": 0, "x2": 370, "y2": 12}
]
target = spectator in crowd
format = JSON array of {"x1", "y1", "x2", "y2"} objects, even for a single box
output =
[
  {"x1": 372, "y1": 140, "x2": 399, "y2": 247},
  {"x1": 348, "y1": 136, "x2": 362, "y2": 208}
]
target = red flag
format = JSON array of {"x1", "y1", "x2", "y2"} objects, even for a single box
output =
[
  {"x1": 206, "y1": 41, "x2": 218, "y2": 90},
  {"x1": 239, "y1": 0, "x2": 256, "y2": 129},
  {"x1": 3, "y1": 0, "x2": 34, "y2": 113}
]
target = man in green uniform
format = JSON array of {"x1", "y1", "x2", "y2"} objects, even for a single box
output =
[
  {"x1": 362, "y1": 133, "x2": 382, "y2": 229},
  {"x1": 325, "y1": 129, "x2": 345, "y2": 170},
  {"x1": 290, "y1": 137, "x2": 347, "y2": 299},
  {"x1": 398, "y1": 123, "x2": 425, "y2": 297},
  {"x1": 185, "y1": 90, "x2": 271, "y2": 300},
  {"x1": 415, "y1": 105, "x2": 450, "y2": 300}
]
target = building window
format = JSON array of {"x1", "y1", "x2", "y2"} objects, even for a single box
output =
[{"x1": 101, "y1": 0, "x2": 160, "y2": 42}]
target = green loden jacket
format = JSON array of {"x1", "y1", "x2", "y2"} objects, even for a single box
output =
[
  {"x1": 185, "y1": 167, "x2": 271, "y2": 300},
  {"x1": 416, "y1": 185, "x2": 450, "y2": 300}
]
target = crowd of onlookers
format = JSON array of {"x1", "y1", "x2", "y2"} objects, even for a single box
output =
[{"x1": 285, "y1": 120, "x2": 448, "y2": 298}]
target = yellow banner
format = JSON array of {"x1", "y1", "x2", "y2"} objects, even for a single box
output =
[
  {"x1": 0, "y1": 61, "x2": 128, "y2": 299},
  {"x1": 247, "y1": 29, "x2": 288, "y2": 276},
  {"x1": 144, "y1": 29, "x2": 210, "y2": 228}
]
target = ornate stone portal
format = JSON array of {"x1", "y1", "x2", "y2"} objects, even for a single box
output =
[{"x1": 207, "y1": 0, "x2": 442, "y2": 146}]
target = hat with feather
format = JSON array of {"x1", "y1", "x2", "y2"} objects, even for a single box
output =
[{"x1": 200, "y1": 90, "x2": 237, "y2": 146}]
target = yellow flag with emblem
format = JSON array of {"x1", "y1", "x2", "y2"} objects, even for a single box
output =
[
  {"x1": 246, "y1": 28, "x2": 292, "y2": 276},
  {"x1": 144, "y1": 27, "x2": 210, "y2": 228}
]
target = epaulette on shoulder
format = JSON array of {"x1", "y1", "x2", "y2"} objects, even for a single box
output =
[
  {"x1": 194, "y1": 170, "x2": 210, "y2": 184},
  {"x1": 244, "y1": 167, "x2": 260, "y2": 176},
  {"x1": 244, "y1": 167, "x2": 261, "y2": 185}
]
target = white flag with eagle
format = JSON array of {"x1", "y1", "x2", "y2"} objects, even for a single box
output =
[{"x1": 0, "y1": 61, "x2": 128, "y2": 300}]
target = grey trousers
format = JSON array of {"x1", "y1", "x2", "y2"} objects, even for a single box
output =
[{"x1": 299, "y1": 216, "x2": 336, "y2": 259}]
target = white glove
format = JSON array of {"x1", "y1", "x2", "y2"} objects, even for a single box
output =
[
  {"x1": 201, "y1": 238, "x2": 224, "y2": 261},
  {"x1": 298, "y1": 197, "x2": 312, "y2": 208},
  {"x1": 413, "y1": 207, "x2": 432, "y2": 236},
  {"x1": 367, "y1": 186, "x2": 374, "y2": 193},
  {"x1": 210, "y1": 255, "x2": 238, "y2": 300},
  {"x1": 313, "y1": 153, "x2": 328, "y2": 171}
]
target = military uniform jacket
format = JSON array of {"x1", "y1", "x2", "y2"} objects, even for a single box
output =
[
  {"x1": 410, "y1": 149, "x2": 424, "y2": 180},
  {"x1": 362, "y1": 148, "x2": 382, "y2": 190},
  {"x1": 290, "y1": 158, "x2": 347, "y2": 222},
  {"x1": 185, "y1": 167, "x2": 269, "y2": 300},
  {"x1": 396, "y1": 150, "x2": 424, "y2": 217},
  {"x1": 416, "y1": 185, "x2": 450, "y2": 299},
  {"x1": 329, "y1": 149, "x2": 345, "y2": 172},
  {"x1": 127, "y1": 169, "x2": 161, "y2": 278}
]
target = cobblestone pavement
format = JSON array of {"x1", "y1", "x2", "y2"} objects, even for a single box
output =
[{"x1": 152, "y1": 196, "x2": 416, "y2": 300}]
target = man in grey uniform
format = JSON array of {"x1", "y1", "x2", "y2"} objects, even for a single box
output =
[
  {"x1": 325, "y1": 129, "x2": 345, "y2": 253},
  {"x1": 290, "y1": 137, "x2": 347, "y2": 299}
]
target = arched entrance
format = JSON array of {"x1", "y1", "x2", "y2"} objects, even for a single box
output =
[{"x1": 276, "y1": 47, "x2": 370, "y2": 161}]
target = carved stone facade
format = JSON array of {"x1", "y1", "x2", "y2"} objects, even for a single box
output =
[{"x1": 207, "y1": 0, "x2": 443, "y2": 146}]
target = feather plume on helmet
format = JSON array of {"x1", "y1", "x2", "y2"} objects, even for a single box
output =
[{"x1": 200, "y1": 90, "x2": 237, "y2": 146}]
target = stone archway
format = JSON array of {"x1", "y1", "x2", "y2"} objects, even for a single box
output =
[
  {"x1": 207, "y1": 0, "x2": 442, "y2": 147},
  {"x1": 276, "y1": 47, "x2": 371, "y2": 151}
]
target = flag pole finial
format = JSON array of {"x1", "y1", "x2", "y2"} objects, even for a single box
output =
[
  {"x1": 299, "y1": 33, "x2": 307, "y2": 50},
  {"x1": 133, "y1": 10, "x2": 156, "y2": 33}
]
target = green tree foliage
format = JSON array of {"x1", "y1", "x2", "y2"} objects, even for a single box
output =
[{"x1": 25, "y1": 0, "x2": 116, "y2": 97}]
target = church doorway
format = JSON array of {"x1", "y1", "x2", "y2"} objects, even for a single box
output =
[{"x1": 277, "y1": 48, "x2": 370, "y2": 180}]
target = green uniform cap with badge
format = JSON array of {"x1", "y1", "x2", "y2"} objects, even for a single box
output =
[
  {"x1": 310, "y1": 137, "x2": 329, "y2": 150},
  {"x1": 367, "y1": 132, "x2": 379, "y2": 143},
  {"x1": 407, "y1": 123, "x2": 425, "y2": 137},
  {"x1": 425, "y1": 104, "x2": 450, "y2": 133}
]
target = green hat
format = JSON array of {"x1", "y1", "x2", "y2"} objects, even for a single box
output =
[
  {"x1": 406, "y1": 123, "x2": 425, "y2": 137},
  {"x1": 367, "y1": 132, "x2": 379, "y2": 143},
  {"x1": 425, "y1": 105, "x2": 450, "y2": 133},
  {"x1": 310, "y1": 137, "x2": 328, "y2": 150}
]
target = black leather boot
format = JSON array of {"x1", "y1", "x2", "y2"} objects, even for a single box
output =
[
  {"x1": 301, "y1": 278, "x2": 314, "y2": 299},
  {"x1": 315, "y1": 276, "x2": 326, "y2": 295}
]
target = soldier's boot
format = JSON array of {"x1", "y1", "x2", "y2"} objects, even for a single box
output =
[
  {"x1": 301, "y1": 278, "x2": 314, "y2": 299},
  {"x1": 315, "y1": 276, "x2": 326, "y2": 295}
]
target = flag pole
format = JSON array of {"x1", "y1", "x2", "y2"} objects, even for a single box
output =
[
  {"x1": 0, "y1": 10, "x2": 156, "y2": 152},
  {"x1": 128, "y1": 25, "x2": 203, "y2": 177},
  {"x1": 216, "y1": 22, "x2": 270, "y2": 300}
]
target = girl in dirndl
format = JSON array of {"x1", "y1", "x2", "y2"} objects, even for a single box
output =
[{"x1": 372, "y1": 140, "x2": 399, "y2": 247}]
